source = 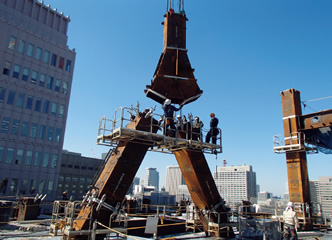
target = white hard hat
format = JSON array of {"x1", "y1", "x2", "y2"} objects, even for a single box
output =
[
  {"x1": 165, "y1": 99, "x2": 171, "y2": 105},
  {"x1": 177, "y1": 114, "x2": 181, "y2": 118},
  {"x1": 287, "y1": 202, "x2": 294, "y2": 207}
]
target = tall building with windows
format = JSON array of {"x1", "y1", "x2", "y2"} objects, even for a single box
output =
[
  {"x1": 0, "y1": 0, "x2": 75, "y2": 205},
  {"x1": 57, "y1": 151, "x2": 102, "y2": 202},
  {"x1": 165, "y1": 165, "x2": 185, "y2": 196},
  {"x1": 144, "y1": 168, "x2": 159, "y2": 191},
  {"x1": 213, "y1": 164, "x2": 257, "y2": 206},
  {"x1": 310, "y1": 177, "x2": 332, "y2": 221}
]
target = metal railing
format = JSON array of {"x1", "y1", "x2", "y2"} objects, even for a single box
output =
[{"x1": 97, "y1": 105, "x2": 223, "y2": 154}]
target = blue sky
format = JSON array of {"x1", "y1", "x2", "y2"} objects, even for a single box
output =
[{"x1": 46, "y1": 0, "x2": 332, "y2": 196}]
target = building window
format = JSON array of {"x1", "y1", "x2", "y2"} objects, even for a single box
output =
[
  {"x1": 16, "y1": 149, "x2": 24, "y2": 165},
  {"x1": 39, "y1": 73, "x2": 46, "y2": 87},
  {"x1": 43, "y1": 50, "x2": 50, "y2": 64},
  {"x1": 55, "y1": 128, "x2": 62, "y2": 143},
  {"x1": 19, "y1": 179, "x2": 28, "y2": 194},
  {"x1": 39, "y1": 125, "x2": 46, "y2": 140},
  {"x1": 31, "y1": 71, "x2": 38, "y2": 83},
  {"x1": 7, "y1": 90, "x2": 16, "y2": 105},
  {"x1": 29, "y1": 179, "x2": 36, "y2": 194},
  {"x1": 0, "y1": 147, "x2": 3, "y2": 163},
  {"x1": 51, "y1": 154, "x2": 57, "y2": 168},
  {"x1": 18, "y1": 40, "x2": 26, "y2": 54},
  {"x1": 9, "y1": 178, "x2": 18, "y2": 194},
  {"x1": 25, "y1": 151, "x2": 33, "y2": 165},
  {"x1": 26, "y1": 96, "x2": 33, "y2": 110},
  {"x1": 55, "y1": 79, "x2": 61, "y2": 92},
  {"x1": 42, "y1": 153, "x2": 49, "y2": 167},
  {"x1": 8, "y1": 36, "x2": 16, "y2": 50},
  {"x1": 59, "y1": 105, "x2": 65, "y2": 118},
  {"x1": 38, "y1": 179, "x2": 45, "y2": 193},
  {"x1": 51, "y1": 53, "x2": 57, "y2": 66},
  {"x1": 35, "y1": 47, "x2": 42, "y2": 60},
  {"x1": 11, "y1": 119, "x2": 20, "y2": 135},
  {"x1": 16, "y1": 93, "x2": 25, "y2": 108},
  {"x1": 43, "y1": 100, "x2": 49, "y2": 114},
  {"x1": 0, "y1": 178, "x2": 8, "y2": 194},
  {"x1": 47, "y1": 76, "x2": 54, "y2": 89},
  {"x1": 5, "y1": 148, "x2": 14, "y2": 164},
  {"x1": 22, "y1": 68, "x2": 29, "y2": 81},
  {"x1": 65, "y1": 59, "x2": 72, "y2": 72},
  {"x1": 0, "y1": 88, "x2": 6, "y2": 102},
  {"x1": 1, "y1": 117, "x2": 10, "y2": 133},
  {"x1": 34, "y1": 152, "x2": 42, "y2": 166},
  {"x1": 51, "y1": 102, "x2": 57, "y2": 116},
  {"x1": 13, "y1": 64, "x2": 20, "y2": 79},
  {"x1": 30, "y1": 123, "x2": 38, "y2": 138},
  {"x1": 47, "y1": 127, "x2": 54, "y2": 141},
  {"x1": 27, "y1": 44, "x2": 34, "y2": 57},
  {"x1": 47, "y1": 180, "x2": 54, "y2": 194},
  {"x1": 62, "y1": 82, "x2": 68, "y2": 94},
  {"x1": 34, "y1": 98, "x2": 42, "y2": 112},
  {"x1": 59, "y1": 57, "x2": 64, "y2": 69},
  {"x1": 3, "y1": 61, "x2": 11, "y2": 75},
  {"x1": 20, "y1": 122, "x2": 29, "y2": 137}
]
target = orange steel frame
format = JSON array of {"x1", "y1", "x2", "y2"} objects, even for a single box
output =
[
  {"x1": 280, "y1": 88, "x2": 332, "y2": 230},
  {"x1": 73, "y1": 7, "x2": 233, "y2": 238}
]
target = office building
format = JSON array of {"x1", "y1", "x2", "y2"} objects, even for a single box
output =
[
  {"x1": 213, "y1": 164, "x2": 257, "y2": 206},
  {"x1": 144, "y1": 167, "x2": 159, "y2": 191},
  {"x1": 310, "y1": 177, "x2": 332, "y2": 221},
  {"x1": 0, "y1": 0, "x2": 75, "y2": 204},
  {"x1": 165, "y1": 165, "x2": 185, "y2": 196},
  {"x1": 56, "y1": 150, "x2": 102, "y2": 201}
]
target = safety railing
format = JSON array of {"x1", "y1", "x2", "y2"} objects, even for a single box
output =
[
  {"x1": 97, "y1": 105, "x2": 223, "y2": 154},
  {"x1": 273, "y1": 132, "x2": 317, "y2": 154}
]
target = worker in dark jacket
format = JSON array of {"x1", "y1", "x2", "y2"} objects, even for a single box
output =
[
  {"x1": 161, "y1": 99, "x2": 181, "y2": 137},
  {"x1": 205, "y1": 113, "x2": 219, "y2": 144}
]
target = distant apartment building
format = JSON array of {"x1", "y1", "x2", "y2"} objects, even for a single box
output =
[
  {"x1": 213, "y1": 164, "x2": 257, "y2": 206},
  {"x1": 258, "y1": 191, "x2": 273, "y2": 201},
  {"x1": 144, "y1": 167, "x2": 159, "y2": 191},
  {"x1": 310, "y1": 177, "x2": 332, "y2": 221},
  {"x1": 0, "y1": 0, "x2": 75, "y2": 203},
  {"x1": 165, "y1": 165, "x2": 185, "y2": 195},
  {"x1": 56, "y1": 150, "x2": 102, "y2": 201}
]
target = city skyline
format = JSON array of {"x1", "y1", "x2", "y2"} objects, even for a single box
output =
[{"x1": 45, "y1": 0, "x2": 332, "y2": 196}]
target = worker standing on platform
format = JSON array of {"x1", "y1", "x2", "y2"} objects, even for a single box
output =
[
  {"x1": 192, "y1": 116, "x2": 204, "y2": 141},
  {"x1": 205, "y1": 113, "x2": 219, "y2": 144},
  {"x1": 283, "y1": 202, "x2": 299, "y2": 240},
  {"x1": 161, "y1": 99, "x2": 181, "y2": 137}
]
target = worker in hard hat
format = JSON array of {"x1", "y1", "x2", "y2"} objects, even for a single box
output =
[
  {"x1": 205, "y1": 113, "x2": 219, "y2": 144},
  {"x1": 192, "y1": 116, "x2": 204, "y2": 141},
  {"x1": 283, "y1": 202, "x2": 299, "y2": 240},
  {"x1": 62, "y1": 191, "x2": 68, "y2": 200},
  {"x1": 161, "y1": 99, "x2": 181, "y2": 137}
]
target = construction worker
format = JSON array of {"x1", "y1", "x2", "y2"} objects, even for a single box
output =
[
  {"x1": 62, "y1": 191, "x2": 68, "y2": 200},
  {"x1": 161, "y1": 99, "x2": 181, "y2": 137},
  {"x1": 205, "y1": 113, "x2": 219, "y2": 144},
  {"x1": 283, "y1": 202, "x2": 299, "y2": 240},
  {"x1": 192, "y1": 116, "x2": 204, "y2": 141}
]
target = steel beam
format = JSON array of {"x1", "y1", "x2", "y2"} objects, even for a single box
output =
[
  {"x1": 280, "y1": 89, "x2": 312, "y2": 229},
  {"x1": 73, "y1": 116, "x2": 158, "y2": 232},
  {"x1": 301, "y1": 109, "x2": 332, "y2": 130},
  {"x1": 173, "y1": 149, "x2": 233, "y2": 237}
]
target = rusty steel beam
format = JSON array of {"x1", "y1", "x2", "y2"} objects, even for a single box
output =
[
  {"x1": 173, "y1": 149, "x2": 234, "y2": 238},
  {"x1": 301, "y1": 109, "x2": 332, "y2": 130},
  {"x1": 280, "y1": 89, "x2": 312, "y2": 229},
  {"x1": 145, "y1": 10, "x2": 203, "y2": 106},
  {"x1": 73, "y1": 115, "x2": 158, "y2": 232}
]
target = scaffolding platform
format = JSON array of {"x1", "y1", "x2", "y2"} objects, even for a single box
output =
[{"x1": 96, "y1": 105, "x2": 222, "y2": 154}]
